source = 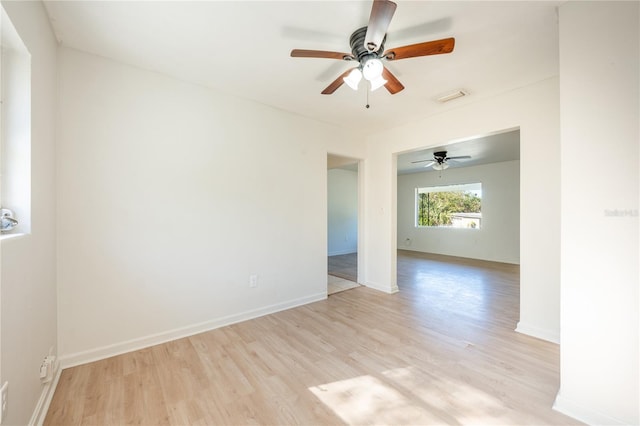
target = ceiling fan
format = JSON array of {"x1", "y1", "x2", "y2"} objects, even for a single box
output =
[
  {"x1": 290, "y1": 0, "x2": 455, "y2": 95},
  {"x1": 412, "y1": 150, "x2": 471, "y2": 170}
]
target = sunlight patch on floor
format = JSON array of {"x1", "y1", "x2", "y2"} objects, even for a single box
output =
[
  {"x1": 382, "y1": 366, "x2": 520, "y2": 424},
  {"x1": 310, "y1": 367, "x2": 526, "y2": 425},
  {"x1": 309, "y1": 374, "x2": 443, "y2": 424}
]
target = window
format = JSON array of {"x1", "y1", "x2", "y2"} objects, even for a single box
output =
[
  {"x1": 416, "y1": 183, "x2": 482, "y2": 228},
  {"x1": 1, "y1": 5, "x2": 32, "y2": 236}
]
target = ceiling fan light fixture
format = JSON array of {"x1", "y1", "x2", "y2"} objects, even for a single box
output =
[
  {"x1": 369, "y1": 75, "x2": 388, "y2": 91},
  {"x1": 432, "y1": 162, "x2": 450, "y2": 171},
  {"x1": 343, "y1": 68, "x2": 362, "y2": 90},
  {"x1": 362, "y1": 58, "x2": 384, "y2": 81}
]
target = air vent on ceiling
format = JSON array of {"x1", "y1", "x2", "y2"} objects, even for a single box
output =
[{"x1": 436, "y1": 89, "x2": 468, "y2": 103}]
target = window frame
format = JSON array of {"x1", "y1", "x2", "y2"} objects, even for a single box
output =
[{"x1": 415, "y1": 182, "x2": 482, "y2": 229}]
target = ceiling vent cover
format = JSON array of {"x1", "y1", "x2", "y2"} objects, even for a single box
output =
[{"x1": 436, "y1": 89, "x2": 468, "y2": 103}]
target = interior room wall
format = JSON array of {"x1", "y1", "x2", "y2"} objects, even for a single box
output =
[
  {"x1": 397, "y1": 160, "x2": 519, "y2": 264},
  {"x1": 327, "y1": 168, "x2": 358, "y2": 256},
  {"x1": 56, "y1": 47, "x2": 364, "y2": 366},
  {"x1": 556, "y1": 2, "x2": 639, "y2": 424},
  {"x1": 0, "y1": 1, "x2": 58, "y2": 424},
  {"x1": 362, "y1": 77, "x2": 560, "y2": 342}
]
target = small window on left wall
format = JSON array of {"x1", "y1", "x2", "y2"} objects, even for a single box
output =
[{"x1": 1, "y1": 5, "x2": 32, "y2": 237}]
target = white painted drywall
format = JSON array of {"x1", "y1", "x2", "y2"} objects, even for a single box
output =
[
  {"x1": 397, "y1": 160, "x2": 520, "y2": 264},
  {"x1": 0, "y1": 1, "x2": 58, "y2": 424},
  {"x1": 363, "y1": 77, "x2": 561, "y2": 341},
  {"x1": 556, "y1": 2, "x2": 639, "y2": 424},
  {"x1": 328, "y1": 168, "x2": 358, "y2": 256},
  {"x1": 56, "y1": 48, "x2": 364, "y2": 363}
]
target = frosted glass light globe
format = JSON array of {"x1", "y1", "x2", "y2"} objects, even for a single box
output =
[{"x1": 362, "y1": 58, "x2": 384, "y2": 81}]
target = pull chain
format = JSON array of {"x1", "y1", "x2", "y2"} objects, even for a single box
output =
[{"x1": 365, "y1": 83, "x2": 370, "y2": 109}]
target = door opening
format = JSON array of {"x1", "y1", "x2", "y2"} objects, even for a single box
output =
[{"x1": 327, "y1": 154, "x2": 360, "y2": 295}]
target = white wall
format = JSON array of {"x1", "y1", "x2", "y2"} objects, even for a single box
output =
[
  {"x1": 328, "y1": 168, "x2": 358, "y2": 256},
  {"x1": 56, "y1": 48, "x2": 364, "y2": 365},
  {"x1": 362, "y1": 77, "x2": 560, "y2": 342},
  {"x1": 556, "y1": 2, "x2": 639, "y2": 424},
  {"x1": 0, "y1": 1, "x2": 58, "y2": 424},
  {"x1": 398, "y1": 160, "x2": 520, "y2": 264}
]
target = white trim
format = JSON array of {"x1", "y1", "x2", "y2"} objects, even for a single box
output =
[
  {"x1": 28, "y1": 364, "x2": 62, "y2": 426},
  {"x1": 364, "y1": 280, "x2": 399, "y2": 294},
  {"x1": 0, "y1": 232, "x2": 28, "y2": 241},
  {"x1": 553, "y1": 392, "x2": 627, "y2": 425},
  {"x1": 515, "y1": 321, "x2": 560, "y2": 344},
  {"x1": 59, "y1": 292, "x2": 326, "y2": 369}
]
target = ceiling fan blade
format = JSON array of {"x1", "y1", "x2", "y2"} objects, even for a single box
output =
[
  {"x1": 364, "y1": 0, "x2": 397, "y2": 53},
  {"x1": 411, "y1": 159, "x2": 434, "y2": 164},
  {"x1": 321, "y1": 68, "x2": 357, "y2": 95},
  {"x1": 446, "y1": 155, "x2": 471, "y2": 160},
  {"x1": 382, "y1": 37, "x2": 455, "y2": 61},
  {"x1": 422, "y1": 161, "x2": 436, "y2": 168},
  {"x1": 382, "y1": 67, "x2": 404, "y2": 94},
  {"x1": 291, "y1": 49, "x2": 355, "y2": 61}
]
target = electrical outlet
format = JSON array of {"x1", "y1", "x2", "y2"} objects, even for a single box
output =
[
  {"x1": 249, "y1": 274, "x2": 258, "y2": 288},
  {"x1": 39, "y1": 362, "x2": 48, "y2": 380},
  {"x1": 0, "y1": 381, "x2": 8, "y2": 424},
  {"x1": 40, "y1": 356, "x2": 56, "y2": 384}
]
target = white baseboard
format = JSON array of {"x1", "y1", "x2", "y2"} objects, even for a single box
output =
[
  {"x1": 365, "y1": 280, "x2": 399, "y2": 294},
  {"x1": 28, "y1": 364, "x2": 62, "y2": 426},
  {"x1": 59, "y1": 292, "x2": 326, "y2": 369},
  {"x1": 553, "y1": 392, "x2": 627, "y2": 425},
  {"x1": 515, "y1": 321, "x2": 560, "y2": 344}
]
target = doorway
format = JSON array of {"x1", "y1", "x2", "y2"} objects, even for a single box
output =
[
  {"x1": 394, "y1": 129, "x2": 521, "y2": 306},
  {"x1": 327, "y1": 154, "x2": 360, "y2": 294},
  {"x1": 395, "y1": 129, "x2": 520, "y2": 263}
]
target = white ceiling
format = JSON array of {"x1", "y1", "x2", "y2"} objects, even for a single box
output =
[{"x1": 42, "y1": 1, "x2": 560, "y2": 133}]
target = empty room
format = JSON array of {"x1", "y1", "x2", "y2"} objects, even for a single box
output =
[{"x1": 1, "y1": 1, "x2": 637, "y2": 425}]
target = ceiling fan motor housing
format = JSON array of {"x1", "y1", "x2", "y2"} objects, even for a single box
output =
[
  {"x1": 350, "y1": 26, "x2": 386, "y2": 63},
  {"x1": 433, "y1": 151, "x2": 448, "y2": 163}
]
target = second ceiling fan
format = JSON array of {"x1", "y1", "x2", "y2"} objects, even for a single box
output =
[
  {"x1": 412, "y1": 151, "x2": 471, "y2": 170},
  {"x1": 290, "y1": 0, "x2": 455, "y2": 95}
]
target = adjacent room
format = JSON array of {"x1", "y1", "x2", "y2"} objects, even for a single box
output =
[
  {"x1": 393, "y1": 129, "x2": 521, "y2": 324},
  {"x1": 0, "y1": 1, "x2": 637, "y2": 425},
  {"x1": 396, "y1": 130, "x2": 520, "y2": 263}
]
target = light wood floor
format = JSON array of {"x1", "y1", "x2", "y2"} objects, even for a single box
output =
[
  {"x1": 328, "y1": 252, "x2": 357, "y2": 282},
  {"x1": 45, "y1": 250, "x2": 579, "y2": 425}
]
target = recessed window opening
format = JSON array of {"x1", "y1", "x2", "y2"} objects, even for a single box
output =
[
  {"x1": 1, "y1": 5, "x2": 32, "y2": 236},
  {"x1": 416, "y1": 182, "x2": 482, "y2": 229}
]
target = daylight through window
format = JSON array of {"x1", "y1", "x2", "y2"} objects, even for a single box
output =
[
  {"x1": 416, "y1": 183, "x2": 482, "y2": 228},
  {"x1": 1, "y1": 5, "x2": 32, "y2": 236}
]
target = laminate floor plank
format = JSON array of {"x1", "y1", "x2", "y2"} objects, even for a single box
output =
[{"x1": 45, "y1": 250, "x2": 579, "y2": 425}]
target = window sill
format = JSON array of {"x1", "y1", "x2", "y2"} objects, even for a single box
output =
[{"x1": 1, "y1": 232, "x2": 28, "y2": 241}]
